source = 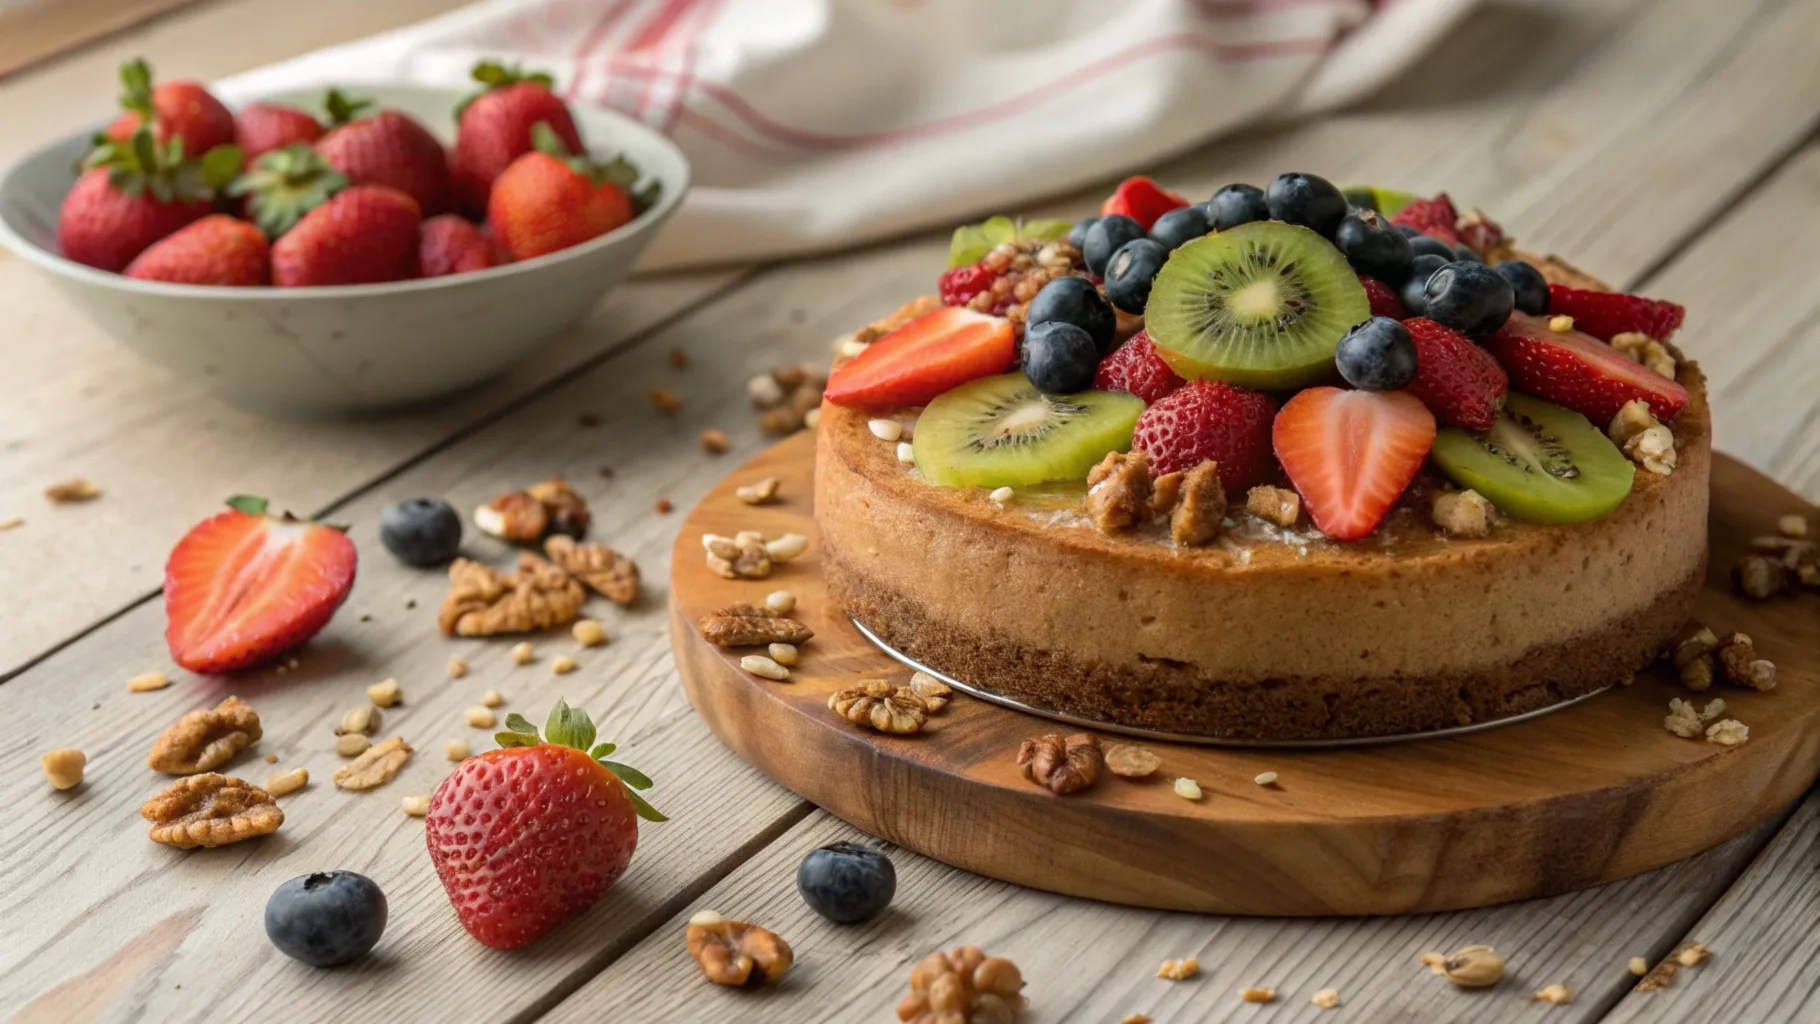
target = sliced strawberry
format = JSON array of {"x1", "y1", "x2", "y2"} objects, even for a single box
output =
[
  {"x1": 1273, "y1": 388, "x2": 1436, "y2": 541},
  {"x1": 1093, "y1": 330, "x2": 1185, "y2": 404},
  {"x1": 1487, "y1": 311, "x2": 1688, "y2": 423},
  {"x1": 1546, "y1": 284, "x2": 1685, "y2": 342},
  {"x1": 1401, "y1": 318, "x2": 1508, "y2": 429},
  {"x1": 1390, "y1": 193, "x2": 1460, "y2": 245},
  {"x1": 1131, "y1": 379, "x2": 1277, "y2": 491},
  {"x1": 824, "y1": 307, "x2": 1016, "y2": 412},
  {"x1": 1359, "y1": 275, "x2": 1407, "y2": 319},
  {"x1": 1099, "y1": 175, "x2": 1188, "y2": 231},
  {"x1": 164, "y1": 496, "x2": 357, "y2": 673},
  {"x1": 1454, "y1": 208, "x2": 1505, "y2": 257}
]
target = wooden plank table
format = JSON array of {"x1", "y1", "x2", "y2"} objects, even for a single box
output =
[{"x1": 2, "y1": 0, "x2": 1817, "y2": 1020}]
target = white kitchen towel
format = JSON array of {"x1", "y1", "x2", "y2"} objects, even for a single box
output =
[{"x1": 219, "y1": 0, "x2": 1475, "y2": 271}]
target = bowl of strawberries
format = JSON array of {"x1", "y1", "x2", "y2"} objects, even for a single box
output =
[{"x1": 0, "y1": 60, "x2": 689, "y2": 417}]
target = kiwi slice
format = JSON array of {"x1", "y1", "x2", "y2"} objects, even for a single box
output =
[
  {"x1": 1343, "y1": 185, "x2": 1418, "y2": 218},
  {"x1": 912, "y1": 374, "x2": 1144, "y2": 489},
  {"x1": 1430, "y1": 392, "x2": 1635, "y2": 524},
  {"x1": 1144, "y1": 222, "x2": 1369, "y2": 390},
  {"x1": 947, "y1": 216, "x2": 1072, "y2": 267}
]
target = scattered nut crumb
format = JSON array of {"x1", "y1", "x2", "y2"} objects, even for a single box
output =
[
  {"x1": 265, "y1": 767, "x2": 308, "y2": 797},
  {"x1": 686, "y1": 913, "x2": 794, "y2": 987},
  {"x1": 438, "y1": 555, "x2": 585, "y2": 637},
  {"x1": 41, "y1": 747, "x2": 85, "y2": 790},
  {"x1": 1549, "y1": 315, "x2": 1575, "y2": 332},
  {"x1": 1676, "y1": 942, "x2": 1711, "y2": 967},
  {"x1": 1430, "y1": 946, "x2": 1504, "y2": 988},
  {"x1": 401, "y1": 794, "x2": 431, "y2": 817},
  {"x1": 1705, "y1": 719, "x2": 1749, "y2": 746},
  {"x1": 650, "y1": 387, "x2": 683, "y2": 414},
  {"x1": 1173, "y1": 777, "x2": 1203, "y2": 801},
  {"x1": 545, "y1": 535, "x2": 640, "y2": 605},
  {"x1": 897, "y1": 442, "x2": 916, "y2": 464},
  {"x1": 1779, "y1": 514, "x2": 1808, "y2": 538},
  {"x1": 1732, "y1": 555, "x2": 1788, "y2": 599},
  {"x1": 481, "y1": 689, "x2": 503, "y2": 708},
  {"x1": 829, "y1": 680, "x2": 926, "y2": 733},
  {"x1": 748, "y1": 374, "x2": 785, "y2": 407},
  {"x1": 1246, "y1": 485, "x2": 1301, "y2": 528},
  {"x1": 44, "y1": 478, "x2": 100, "y2": 503},
  {"x1": 907, "y1": 671, "x2": 951, "y2": 712},
  {"x1": 127, "y1": 670, "x2": 170, "y2": 693},
  {"x1": 466, "y1": 706, "x2": 497, "y2": 728},
  {"x1": 1623, "y1": 423, "x2": 1676, "y2": 476},
  {"x1": 336, "y1": 733, "x2": 372, "y2": 757},
  {"x1": 1664, "y1": 698, "x2": 1706, "y2": 738},
  {"x1": 365, "y1": 678, "x2": 402, "y2": 707},
  {"x1": 141, "y1": 773, "x2": 282, "y2": 847},
  {"x1": 1120, "y1": 1015, "x2": 1152, "y2": 1024},
  {"x1": 1714, "y1": 632, "x2": 1775, "y2": 690},
  {"x1": 1254, "y1": 771, "x2": 1278, "y2": 786},
  {"x1": 0, "y1": 516, "x2": 21, "y2": 531},
  {"x1": 448, "y1": 657, "x2": 469, "y2": 679},
  {"x1": 1534, "y1": 984, "x2": 1573, "y2": 1005},
  {"x1": 1629, "y1": 957, "x2": 1649, "y2": 976},
  {"x1": 551, "y1": 654, "x2": 578, "y2": 675},
  {"x1": 1698, "y1": 697, "x2": 1727, "y2": 722},
  {"x1": 868, "y1": 418, "x2": 903, "y2": 442},
  {"x1": 741, "y1": 655, "x2": 790, "y2": 680},
  {"x1": 764, "y1": 590, "x2": 796, "y2": 614},
  {"x1": 573, "y1": 619, "x2": 608, "y2": 647},
  {"x1": 333, "y1": 737, "x2": 412, "y2": 790},
  {"x1": 704, "y1": 532, "x2": 773, "y2": 579},
  {"x1": 1086, "y1": 451, "x2": 1152, "y2": 533},
  {"x1": 1609, "y1": 399, "x2": 1659, "y2": 447},
  {"x1": 1104, "y1": 744, "x2": 1161, "y2": 778},
  {"x1": 336, "y1": 705, "x2": 382, "y2": 737},
  {"x1": 264, "y1": 753, "x2": 278, "y2": 763},
  {"x1": 654, "y1": 498, "x2": 673, "y2": 514},
  {"x1": 989, "y1": 486, "x2": 1014, "y2": 506},
  {"x1": 1611, "y1": 331, "x2": 1676, "y2": 379},
  {"x1": 1433, "y1": 489, "x2": 1497, "y2": 537},
  {"x1": 897, "y1": 945, "x2": 1024, "y2": 1023},
  {"x1": 735, "y1": 477, "x2": 781, "y2": 505},
  {"x1": 1241, "y1": 987, "x2": 1277, "y2": 1004},
  {"x1": 148, "y1": 696, "x2": 262, "y2": 775},
  {"x1": 768, "y1": 642, "x2": 799, "y2": 666},
  {"x1": 700, "y1": 428, "x2": 732, "y2": 454},
  {"x1": 669, "y1": 347, "x2": 690, "y2": 369},
  {"x1": 1168, "y1": 460, "x2": 1225, "y2": 546},
  {"x1": 766, "y1": 532, "x2": 808, "y2": 562},
  {"x1": 803, "y1": 408, "x2": 821, "y2": 430},
  {"x1": 1311, "y1": 988, "x2": 1341, "y2": 1009},
  {"x1": 1156, "y1": 957, "x2": 1199, "y2": 980},
  {"x1": 445, "y1": 739, "x2": 470, "y2": 762},
  {"x1": 1017, "y1": 733, "x2": 1102, "y2": 795},
  {"x1": 509, "y1": 640, "x2": 536, "y2": 665}
]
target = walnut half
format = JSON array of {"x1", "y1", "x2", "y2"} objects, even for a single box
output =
[
  {"x1": 898, "y1": 946, "x2": 1026, "y2": 1024},
  {"x1": 686, "y1": 911, "x2": 793, "y2": 987},
  {"x1": 1016, "y1": 733, "x2": 1102, "y2": 795},
  {"x1": 141, "y1": 773, "x2": 283, "y2": 848},
  {"x1": 147, "y1": 696, "x2": 262, "y2": 775},
  {"x1": 829, "y1": 680, "x2": 928, "y2": 734},
  {"x1": 544, "y1": 535, "x2": 639, "y2": 605},
  {"x1": 438, "y1": 554, "x2": 585, "y2": 637}
]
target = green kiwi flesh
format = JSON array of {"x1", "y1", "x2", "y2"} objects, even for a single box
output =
[
  {"x1": 1430, "y1": 392, "x2": 1636, "y2": 524},
  {"x1": 911, "y1": 374, "x2": 1145, "y2": 489}
]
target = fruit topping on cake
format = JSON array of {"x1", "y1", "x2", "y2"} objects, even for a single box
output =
[
  {"x1": 1359, "y1": 275, "x2": 1409, "y2": 319},
  {"x1": 1092, "y1": 330, "x2": 1184, "y2": 404},
  {"x1": 911, "y1": 374, "x2": 1144, "y2": 489},
  {"x1": 824, "y1": 306, "x2": 1016, "y2": 412},
  {"x1": 1544, "y1": 284, "x2": 1687, "y2": 342},
  {"x1": 1390, "y1": 193, "x2": 1461, "y2": 246},
  {"x1": 1420, "y1": 262, "x2": 1515, "y2": 338},
  {"x1": 1131, "y1": 379, "x2": 1276, "y2": 491},
  {"x1": 1082, "y1": 215, "x2": 1145, "y2": 278},
  {"x1": 1264, "y1": 172, "x2": 1350, "y2": 238},
  {"x1": 1398, "y1": 318, "x2": 1510, "y2": 429},
  {"x1": 1334, "y1": 317, "x2": 1418, "y2": 393},
  {"x1": 1334, "y1": 208, "x2": 1414, "y2": 285},
  {"x1": 1027, "y1": 275, "x2": 1117, "y2": 357},
  {"x1": 1429, "y1": 393, "x2": 1635, "y2": 524},
  {"x1": 1497, "y1": 259, "x2": 1551, "y2": 316},
  {"x1": 938, "y1": 217, "x2": 1083, "y2": 319},
  {"x1": 1487, "y1": 311, "x2": 1689, "y2": 423},
  {"x1": 1209, "y1": 183, "x2": 1269, "y2": 231},
  {"x1": 1272, "y1": 388, "x2": 1437, "y2": 541},
  {"x1": 1098, "y1": 175, "x2": 1188, "y2": 231}
]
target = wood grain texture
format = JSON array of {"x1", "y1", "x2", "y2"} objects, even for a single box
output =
[
  {"x1": 0, "y1": 0, "x2": 206, "y2": 80},
  {"x1": 545, "y1": 809, "x2": 1788, "y2": 1024}
]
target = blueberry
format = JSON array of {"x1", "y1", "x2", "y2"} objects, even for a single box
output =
[
  {"x1": 1103, "y1": 238, "x2": 1169, "y2": 314},
  {"x1": 1148, "y1": 204, "x2": 1210, "y2": 251},
  {"x1": 1451, "y1": 243, "x2": 1484, "y2": 264},
  {"x1": 1335, "y1": 318, "x2": 1418, "y2": 391},
  {"x1": 1333, "y1": 210, "x2": 1414, "y2": 285},
  {"x1": 1399, "y1": 253, "x2": 1450, "y2": 316},
  {"x1": 265, "y1": 871, "x2": 388, "y2": 968},
  {"x1": 1497, "y1": 259, "x2": 1550, "y2": 315},
  {"x1": 1081, "y1": 215, "x2": 1144, "y2": 278},
  {"x1": 378, "y1": 498, "x2": 462, "y2": 567},
  {"x1": 1208, "y1": 183, "x2": 1268, "y2": 231},
  {"x1": 1026, "y1": 276, "x2": 1116, "y2": 355},
  {"x1": 1264, "y1": 172, "x2": 1348, "y2": 237},
  {"x1": 1407, "y1": 234, "x2": 1455, "y2": 261},
  {"x1": 1022, "y1": 321, "x2": 1101, "y2": 394},
  {"x1": 1423, "y1": 261, "x2": 1515, "y2": 338},
  {"x1": 796, "y1": 841, "x2": 897, "y2": 924},
  {"x1": 1067, "y1": 216, "x2": 1099, "y2": 250},
  {"x1": 1395, "y1": 224, "x2": 1422, "y2": 238}
]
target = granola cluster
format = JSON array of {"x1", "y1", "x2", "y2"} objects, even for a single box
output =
[
  {"x1": 1085, "y1": 451, "x2": 1226, "y2": 547},
  {"x1": 1608, "y1": 399, "x2": 1676, "y2": 476}
]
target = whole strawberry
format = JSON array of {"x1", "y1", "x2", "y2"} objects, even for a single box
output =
[
  {"x1": 234, "y1": 102, "x2": 325, "y2": 163},
  {"x1": 1092, "y1": 330, "x2": 1184, "y2": 404},
  {"x1": 59, "y1": 128, "x2": 239, "y2": 272},
  {"x1": 315, "y1": 90, "x2": 451, "y2": 216},
  {"x1": 418, "y1": 214, "x2": 502, "y2": 278},
  {"x1": 450, "y1": 62, "x2": 582, "y2": 217},
  {"x1": 1132, "y1": 379, "x2": 1278, "y2": 491},
  {"x1": 104, "y1": 59, "x2": 235, "y2": 155},
  {"x1": 165, "y1": 495, "x2": 357, "y2": 673},
  {"x1": 125, "y1": 214, "x2": 270, "y2": 286},
  {"x1": 227, "y1": 143, "x2": 349, "y2": 239},
  {"x1": 1400, "y1": 318, "x2": 1508, "y2": 429},
  {"x1": 426, "y1": 701, "x2": 664, "y2": 950},
  {"x1": 272, "y1": 185, "x2": 421, "y2": 287},
  {"x1": 488, "y1": 123, "x2": 654, "y2": 261}
]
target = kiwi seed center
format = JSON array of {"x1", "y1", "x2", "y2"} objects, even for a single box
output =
[{"x1": 1486, "y1": 411, "x2": 1580, "y2": 480}]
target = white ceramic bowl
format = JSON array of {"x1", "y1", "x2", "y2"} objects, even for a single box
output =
[{"x1": 0, "y1": 84, "x2": 690, "y2": 417}]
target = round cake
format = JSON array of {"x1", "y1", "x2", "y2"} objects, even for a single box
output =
[{"x1": 814, "y1": 177, "x2": 1711, "y2": 742}]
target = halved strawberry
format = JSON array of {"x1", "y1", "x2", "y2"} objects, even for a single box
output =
[
  {"x1": 164, "y1": 496, "x2": 357, "y2": 673},
  {"x1": 1401, "y1": 318, "x2": 1508, "y2": 429},
  {"x1": 1099, "y1": 176, "x2": 1188, "y2": 231},
  {"x1": 1486, "y1": 311, "x2": 1688, "y2": 424},
  {"x1": 1546, "y1": 284, "x2": 1685, "y2": 342},
  {"x1": 1390, "y1": 193, "x2": 1460, "y2": 245},
  {"x1": 823, "y1": 307, "x2": 1016, "y2": 412},
  {"x1": 1093, "y1": 330, "x2": 1185, "y2": 404},
  {"x1": 1359, "y1": 275, "x2": 1407, "y2": 319},
  {"x1": 1273, "y1": 388, "x2": 1436, "y2": 541}
]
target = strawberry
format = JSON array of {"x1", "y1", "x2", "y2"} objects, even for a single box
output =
[
  {"x1": 163, "y1": 495, "x2": 357, "y2": 673},
  {"x1": 125, "y1": 214, "x2": 270, "y2": 286},
  {"x1": 103, "y1": 59, "x2": 235, "y2": 155},
  {"x1": 1545, "y1": 284, "x2": 1686, "y2": 342},
  {"x1": 1099, "y1": 175, "x2": 1188, "y2": 231},
  {"x1": 450, "y1": 62, "x2": 582, "y2": 217},
  {"x1": 1486, "y1": 311, "x2": 1688, "y2": 423},
  {"x1": 1454, "y1": 208, "x2": 1505, "y2": 257},
  {"x1": 316, "y1": 90, "x2": 451, "y2": 215},
  {"x1": 937, "y1": 263, "x2": 999, "y2": 307},
  {"x1": 1359, "y1": 275, "x2": 1407, "y2": 319},
  {"x1": 271, "y1": 185, "x2": 421, "y2": 287},
  {"x1": 1092, "y1": 330, "x2": 1184, "y2": 404},
  {"x1": 225, "y1": 143, "x2": 348, "y2": 238},
  {"x1": 418, "y1": 214, "x2": 502, "y2": 277},
  {"x1": 426, "y1": 701, "x2": 664, "y2": 950},
  {"x1": 1131, "y1": 379, "x2": 1277, "y2": 491},
  {"x1": 823, "y1": 306, "x2": 1016, "y2": 412},
  {"x1": 1273, "y1": 388, "x2": 1436, "y2": 541},
  {"x1": 1390, "y1": 193, "x2": 1460, "y2": 246},
  {"x1": 487, "y1": 123, "x2": 649, "y2": 261},
  {"x1": 233, "y1": 102, "x2": 324, "y2": 163},
  {"x1": 1400, "y1": 318, "x2": 1508, "y2": 429},
  {"x1": 58, "y1": 128, "x2": 239, "y2": 272}
]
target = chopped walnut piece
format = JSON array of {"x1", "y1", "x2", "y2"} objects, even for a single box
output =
[
  {"x1": 1623, "y1": 423, "x2": 1677, "y2": 476},
  {"x1": 1676, "y1": 942, "x2": 1711, "y2": 967},
  {"x1": 437, "y1": 555, "x2": 586, "y2": 637},
  {"x1": 897, "y1": 946, "x2": 1025, "y2": 1024},
  {"x1": 1515, "y1": 249, "x2": 1607, "y2": 291},
  {"x1": 1732, "y1": 555, "x2": 1788, "y2": 599},
  {"x1": 1637, "y1": 959, "x2": 1680, "y2": 991},
  {"x1": 1698, "y1": 698, "x2": 1727, "y2": 722},
  {"x1": 908, "y1": 671, "x2": 952, "y2": 712},
  {"x1": 544, "y1": 535, "x2": 639, "y2": 605},
  {"x1": 650, "y1": 387, "x2": 683, "y2": 414},
  {"x1": 332, "y1": 737, "x2": 413, "y2": 790},
  {"x1": 148, "y1": 696, "x2": 262, "y2": 775},
  {"x1": 698, "y1": 610, "x2": 814, "y2": 647},
  {"x1": 1169, "y1": 460, "x2": 1225, "y2": 546},
  {"x1": 1240, "y1": 987, "x2": 1278, "y2": 1004},
  {"x1": 1433, "y1": 489, "x2": 1497, "y2": 538},
  {"x1": 1311, "y1": 988, "x2": 1341, "y2": 1009},
  {"x1": 1104, "y1": 743, "x2": 1161, "y2": 778},
  {"x1": 1534, "y1": 983, "x2": 1573, "y2": 1005},
  {"x1": 1664, "y1": 698, "x2": 1706, "y2": 738},
  {"x1": 1706, "y1": 719, "x2": 1749, "y2": 746},
  {"x1": 141, "y1": 773, "x2": 283, "y2": 848},
  {"x1": 1247, "y1": 485, "x2": 1301, "y2": 528},
  {"x1": 703, "y1": 533, "x2": 773, "y2": 580},
  {"x1": 1017, "y1": 733, "x2": 1102, "y2": 795},
  {"x1": 474, "y1": 490, "x2": 547, "y2": 543},
  {"x1": 1714, "y1": 633, "x2": 1776, "y2": 690},
  {"x1": 1156, "y1": 957, "x2": 1199, "y2": 980},
  {"x1": 525, "y1": 476, "x2": 591, "y2": 538},
  {"x1": 1779, "y1": 514, "x2": 1809, "y2": 538},
  {"x1": 1608, "y1": 398, "x2": 1659, "y2": 447},
  {"x1": 735, "y1": 477, "x2": 781, "y2": 505},
  {"x1": 44, "y1": 478, "x2": 100, "y2": 503},
  {"x1": 1671, "y1": 624, "x2": 1719, "y2": 668},
  {"x1": 1611, "y1": 332, "x2": 1677, "y2": 379},
  {"x1": 1086, "y1": 451, "x2": 1152, "y2": 534},
  {"x1": 1680, "y1": 655, "x2": 1716, "y2": 692},
  {"x1": 830, "y1": 680, "x2": 928, "y2": 734},
  {"x1": 700, "y1": 428, "x2": 732, "y2": 454},
  {"x1": 686, "y1": 911, "x2": 793, "y2": 987}
]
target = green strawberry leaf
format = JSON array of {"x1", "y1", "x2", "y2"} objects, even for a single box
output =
[
  {"x1": 622, "y1": 786, "x2": 668, "y2": 823},
  {"x1": 227, "y1": 143, "x2": 347, "y2": 238},
  {"x1": 947, "y1": 216, "x2": 1075, "y2": 267},
  {"x1": 323, "y1": 88, "x2": 373, "y2": 127},
  {"x1": 1020, "y1": 218, "x2": 1073, "y2": 244},
  {"x1": 199, "y1": 144, "x2": 243, "y2": 191},
  {"x1": 504, "y1": 712, "x2": 537, "y2": 734},
  {"x1": 544, "y1": 699, "x2": 597, "y2": 752},
  {"x1": 529, "y1": 120, "x2": 572, "y2": 158},
  {"x1": 225, "y1": 495, "x2": 269, "y2": 517},
  {"x1": 494, "y1": 730, "x2": 540, "y2": 748},
  {"x1": 588, "y1": 742, "x2": 617, "y2": 759},
  {"x1": 600, "y1": 760, "x2": 653, "y2": 790},
  {"x1": 456, "y1": 62, "x2": 559, "y2": 117},
  {"x1": 118, "y1": 59, "x2": 155, "y2": 119}
]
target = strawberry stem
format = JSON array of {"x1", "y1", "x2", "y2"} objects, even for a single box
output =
[
  {"x1": 118, "y1": 58, "x2": 155, "y2": 120},
  {"x1": 323, "y1": 88, "x2": 373, "y2": 127},
  {"x1": 494, "y1": 699, "x2": 666, "y2": 821},
  {"x1": 225, "y1": 495, "x2": 269, "y2": 517}
]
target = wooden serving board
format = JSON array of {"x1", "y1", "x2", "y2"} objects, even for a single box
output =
[{"x1": 670, "y1": 431, "x2": 1820, "y2": 916}]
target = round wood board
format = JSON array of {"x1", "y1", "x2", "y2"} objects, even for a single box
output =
[{"x1": 670, "y1": 431, "x2": 1820, "y2": 916}]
